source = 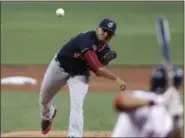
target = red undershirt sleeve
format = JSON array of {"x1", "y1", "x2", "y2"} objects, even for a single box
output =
[{"x1": 83, "y1": 50, "x2": 104, "y2": 72}]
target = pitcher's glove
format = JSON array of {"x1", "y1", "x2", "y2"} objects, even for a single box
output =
[{"x1": 99, "y1": 51, "x2": 117, "y2": 65}]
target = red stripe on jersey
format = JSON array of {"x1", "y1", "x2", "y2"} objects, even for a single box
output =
[{"x1": 84, "y1": 50, "x2": 104, "y2": 72}]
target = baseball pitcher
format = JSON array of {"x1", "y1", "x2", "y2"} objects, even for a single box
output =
[
  {"x1": 39, "y1": 18, "x2": 127, "y2": 137},
  {"x1": 111, "y1": 64, "x2": 183, "y2": 137}
]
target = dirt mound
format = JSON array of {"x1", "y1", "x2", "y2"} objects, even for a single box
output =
[{"x1": 1, "y1": 131, "x2": 111, "y2": 137}]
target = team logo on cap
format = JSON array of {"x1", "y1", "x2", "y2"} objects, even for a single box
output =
[{"x1": 108, "y1": 22, "x2": 114, "y2": 28}]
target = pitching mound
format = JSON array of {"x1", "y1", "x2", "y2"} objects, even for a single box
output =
[{"x1": 1, "y1": 131, "x2": 112, "y2": 137}]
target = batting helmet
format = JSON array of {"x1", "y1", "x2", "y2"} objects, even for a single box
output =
[{"x1": 150, "y1": 64, "x2": 183, "y2": 94}]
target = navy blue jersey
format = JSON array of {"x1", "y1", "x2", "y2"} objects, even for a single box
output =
[{"x1": 56, "y1": 31, "x2": 111, "y2": 75}]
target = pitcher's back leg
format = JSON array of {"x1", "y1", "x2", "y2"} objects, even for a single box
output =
[{"x1": 40, "y1": 58, "x2": 69, "y2": 120}]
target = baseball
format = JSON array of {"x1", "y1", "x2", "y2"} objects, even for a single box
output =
[{"x1": 56, "y1": 8, "x2": 65, "y2": 17}]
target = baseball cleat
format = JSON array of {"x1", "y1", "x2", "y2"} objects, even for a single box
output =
[{"x1": 41, "y1": 109, "x2": 57, "y2": 135}]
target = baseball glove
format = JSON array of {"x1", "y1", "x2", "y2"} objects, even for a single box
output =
[{"x1": 100, "y1": 51, "x2": 117, "y2": 65}]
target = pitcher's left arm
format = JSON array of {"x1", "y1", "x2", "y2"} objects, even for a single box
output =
[{"x1": 97, "y1": 45, "x2": 117, "y2": 66}]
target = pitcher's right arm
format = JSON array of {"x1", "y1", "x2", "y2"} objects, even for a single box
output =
[{"x1": 83, "y1": 50, "x2": 127, "y2": 91}]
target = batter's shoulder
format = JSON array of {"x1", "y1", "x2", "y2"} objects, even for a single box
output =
[{"x1": 127, "y1": 90, "x2": 157, "y2": 100}]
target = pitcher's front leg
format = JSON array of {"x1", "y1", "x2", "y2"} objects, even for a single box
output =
[{"x1": 67, "y1": 75, "x2": 89, "y2": 137}]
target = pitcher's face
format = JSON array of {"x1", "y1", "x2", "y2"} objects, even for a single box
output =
[{"x1": 96, "y1": 27, "x2": 114, "y2": 43}]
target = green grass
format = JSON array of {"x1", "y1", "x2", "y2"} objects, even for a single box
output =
[
  {"x1": 1, "y1": 2, "x2": 184, "y2": 65},
  {"x1": 1, "y1": 91, "x2": 117, "y2": 132}
]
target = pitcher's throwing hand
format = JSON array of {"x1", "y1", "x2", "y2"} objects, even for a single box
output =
[{"x1": 116, "y1": 77, "x2": 127, "y2": 91}]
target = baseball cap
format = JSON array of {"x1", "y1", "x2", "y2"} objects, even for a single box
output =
[{"x1": 98, "y1": 18, "x2": 117, "y2": 35}]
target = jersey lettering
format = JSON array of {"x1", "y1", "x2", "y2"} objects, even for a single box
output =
[{"x1": 73, "y1": 52, "x2": 82, "y2": 59}]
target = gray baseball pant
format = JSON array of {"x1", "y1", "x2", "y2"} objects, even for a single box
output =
[{"x1": 39, "y1": 55, "x2": 89, "y2": 137}]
